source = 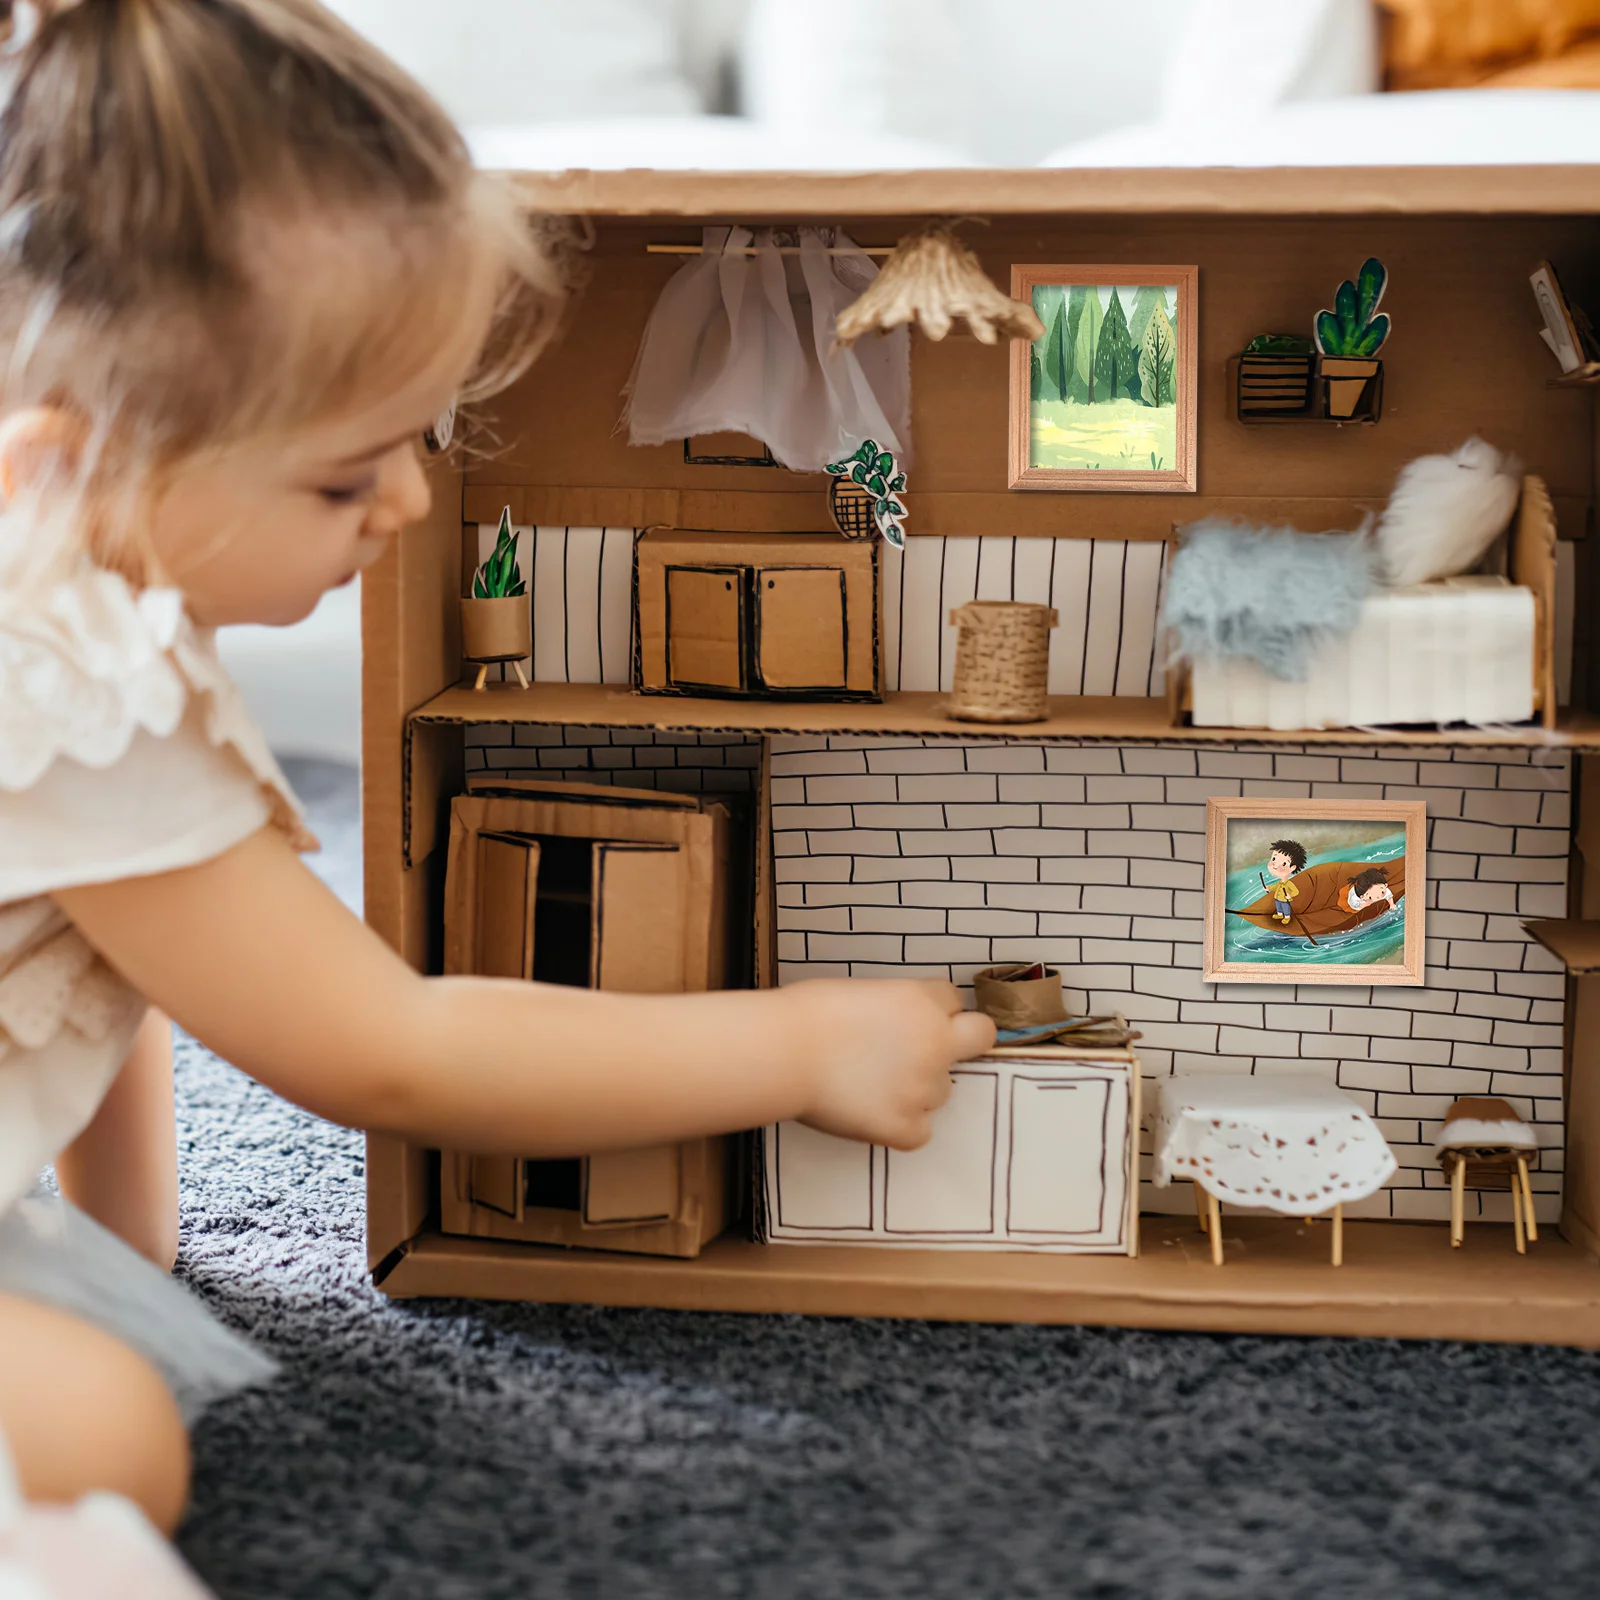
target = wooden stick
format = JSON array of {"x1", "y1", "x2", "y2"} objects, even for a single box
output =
[
  {"x1": 1518, "y1": 1156, "x2": 1538, "y2": 1242},
  {"x1": 511, "y1": 659, "x2": 530, "y2": 690},
  {"x1": 1450, "y1": 1152, "x2": 1466, "y2": 1247},
  {"x1": 1511, "y1": 1166, "x2": 1527, "y2": 1255},
  {"x1": 1207, "y1": 1189, "x2": 1223, "y2": 1266},
  {"x1": 472, "y1": 662, "x2": 488, "y2": 692},
  {"x1": 1194, "y1": 1178, "x2": 1208, "y2": 1234},
  {"x1": 1331, "y1": 1203, "x2": 1344, "y2": 1267}
]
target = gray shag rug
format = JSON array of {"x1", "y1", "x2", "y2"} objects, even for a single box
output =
[{"x1": 173, "y1": 761, "x2": 1600, "y2": 1599}]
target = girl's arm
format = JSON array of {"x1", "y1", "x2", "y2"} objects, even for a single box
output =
[
  {"x1": 56, "y1": 827, "x2": 992, "y2": 1155},
  {"x1": 53, "y1": 1007, "x2": 179, "y2": 1271}
]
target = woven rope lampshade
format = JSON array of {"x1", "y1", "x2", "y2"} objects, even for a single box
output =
[{"x1": 835, "y1": 223, "x2": 1045, "y2": 347}]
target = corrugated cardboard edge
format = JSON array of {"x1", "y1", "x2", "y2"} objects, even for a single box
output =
[{"x1": 376, "y1": 1221, "x2": 1600, "y2": 1345}]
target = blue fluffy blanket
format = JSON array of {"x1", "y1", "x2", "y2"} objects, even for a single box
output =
[{"x1": 1161, "y1": 518, "x2": 1375, "y2": 682}]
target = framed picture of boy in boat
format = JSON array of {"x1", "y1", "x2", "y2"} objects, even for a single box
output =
[{"x1": 1203, "y1": 798, "x2": 1426, "y2": 985}]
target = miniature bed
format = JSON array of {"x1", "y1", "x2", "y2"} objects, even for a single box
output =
[{"x1": 362, "y1": 166, "x2": 1600, "y2": 1347}]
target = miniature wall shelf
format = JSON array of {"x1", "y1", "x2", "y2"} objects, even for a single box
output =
[{"x1": 1229, "y1": 355, "x2": 1382, "y2": 424}]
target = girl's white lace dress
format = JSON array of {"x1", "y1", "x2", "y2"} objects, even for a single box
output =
[{"x1": 0, "y1": 564, "x2": 318, "y2": 1418}]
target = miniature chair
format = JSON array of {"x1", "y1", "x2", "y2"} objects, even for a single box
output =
[
  {"x1": 1150, "y1": 1073, "x2": 1397, "y2": 1267},
  {"x1": 1434, "y1": 1096, "x2": 1539, "y2": 1253}
]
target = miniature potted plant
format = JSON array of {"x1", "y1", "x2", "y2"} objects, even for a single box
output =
[
  {"x1": 825, "y1": 438, "x2": 908, "y2": 547},
  {"x1": 461, "y1": 505, "x2": 531, "y2": 690},
  {"x1": 1314, "y1": 258, "x2": 1390, "y2": 420}
]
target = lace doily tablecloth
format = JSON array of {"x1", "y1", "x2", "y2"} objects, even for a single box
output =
[{"x1": 1150, "y1": 1073, "x2": 1397, "y2": 1214}]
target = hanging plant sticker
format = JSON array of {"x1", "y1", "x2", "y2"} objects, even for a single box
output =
[{"x1": 825, "y1": 438, "x2": 908, "y2": 548}]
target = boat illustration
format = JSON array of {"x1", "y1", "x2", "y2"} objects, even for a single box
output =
[{"x1": 1229, "y1": 857, "x2": 1405, "y2": 942}]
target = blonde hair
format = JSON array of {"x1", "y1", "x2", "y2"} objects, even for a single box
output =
[{"x1": 0, "y1": 0, "x2": 568, "y2": 573}]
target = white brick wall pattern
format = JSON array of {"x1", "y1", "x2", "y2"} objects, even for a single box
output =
[{"x1": 770, "y1": 736, "x2": 1572, "y2": 1226}]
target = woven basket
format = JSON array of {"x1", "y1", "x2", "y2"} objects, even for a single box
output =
[
  {"x1": 947, "y1": 601, "x2": 1058, "y2": 722},
  {"x1": 828, "y1": 477, "x2": 878, "y2": 540}
]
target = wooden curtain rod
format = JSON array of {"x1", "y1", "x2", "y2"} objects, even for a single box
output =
[{"x1": 647, "y1": 243, "x2": 894, "y2": 256}]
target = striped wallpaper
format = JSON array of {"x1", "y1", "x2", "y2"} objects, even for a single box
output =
[{"x1": 476, "y1": 524, "x2": 1170, "y2": 697}]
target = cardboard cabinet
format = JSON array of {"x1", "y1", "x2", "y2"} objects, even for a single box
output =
[
  {"x1": 636, "y1": 529, "x2": 879, "y2": 700},
  {"x1": 440, "y1": 778, "x2": 744, "y2": 1258},
  {"x1": 757, "y1": 1052, "x2": 1140, "y2": 1254}
]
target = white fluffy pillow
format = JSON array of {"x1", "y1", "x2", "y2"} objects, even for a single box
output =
[{"x1": 1374, "y1": 439, "x2": 1522, "y2": 588}]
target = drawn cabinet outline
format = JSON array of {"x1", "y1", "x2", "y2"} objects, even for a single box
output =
[{"x1": 760, "y1": 1053, "x2": 1140, "y2": 1255}]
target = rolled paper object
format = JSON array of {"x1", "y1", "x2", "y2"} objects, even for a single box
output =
[{"x1": 973, "y1": 963, "x2": 1069, "y2": 1028}]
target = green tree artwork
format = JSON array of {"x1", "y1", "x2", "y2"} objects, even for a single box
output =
[
  {"x1": 1073, "y1": 285, "x2": 1104, "y2": 404},
  {"x1": 1024, "y1": 280, "x2": 1183, "y2": 476},
  {"x1": 1138, "y1": 304, "x2": 1176, "y2": 408},
  {"x1": 1094, "y1": 286, "x2": 1137, "y2": 402}
]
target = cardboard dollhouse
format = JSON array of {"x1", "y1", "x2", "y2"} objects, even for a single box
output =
[{"x1": 363, "y1": 167, "x2": 1600, "y2": 1345}]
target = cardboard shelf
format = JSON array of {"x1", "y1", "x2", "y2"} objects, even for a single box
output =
[
  {"x1": 378, "y1": 1216, "x2": 1600, "y2": 1346},
  {"x1": 1524, "y1": 919, "x2": 1600, "y2": 974},
  {"x1": 411, "y1": 681, "x2": 1600, "y2": 750}
]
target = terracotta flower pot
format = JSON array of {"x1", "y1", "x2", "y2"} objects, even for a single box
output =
[
  {"x1": 1317, "y1": 355, "x2": 1382, "y2": 420},
  {"x1": 460, "y1": 596, "x2": 531, "y2": 689}
]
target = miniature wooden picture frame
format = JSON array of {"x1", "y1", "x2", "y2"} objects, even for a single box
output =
[
  {"x1": 1203, "y1": 798, "x2": 1426, "y2": 986},
  {"x1": 1009, "y1": 264, "x2": 1198, "y2": 493}
]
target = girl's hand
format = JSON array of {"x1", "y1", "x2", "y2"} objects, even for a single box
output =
[{"x1": 785, "y1": 979, "x2": 996, "y2": 1149}]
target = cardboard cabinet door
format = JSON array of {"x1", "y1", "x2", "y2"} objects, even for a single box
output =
[
  {"x1": 755, "y1": 566, "x2": 848, "y2": 690},
  {"x1": 475, "y1": 833, "x2": 539, "y2": 979},
  {"x1": 1006, "y1": 1072, "x2": 1127, "y2": 1244},
  {"x1": 666, "y1": 565, "x2": 745, "y2": 690},
  {"x1": 585, "y1": 842, "x2": 687, "y2": 1225},
  {"x1": 883, "y1": 1070, "x2": 999, "y2": 1235}
]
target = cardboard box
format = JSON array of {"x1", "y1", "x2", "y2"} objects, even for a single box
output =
[
  {"x1": 634, "y1": 529, "x2": 880, "y2": 701},
  {"x1": 365, "y1": 167, "x2": 1600, "y2": 1344},
  {"x1": 437, "y1": 777, "x2": 743, "y2": 1258}
]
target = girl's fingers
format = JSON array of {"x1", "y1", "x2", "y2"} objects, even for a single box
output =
[{"x1": 950, "y1": 1010, "x2": 997, "y2": 1058}]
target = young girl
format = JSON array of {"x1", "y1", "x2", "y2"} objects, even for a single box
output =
[{"x1": 0, "y1": 0, "x2": 992, "y2": 1555}]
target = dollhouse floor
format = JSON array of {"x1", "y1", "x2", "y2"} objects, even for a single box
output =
[{"x1": 170, "y1": 762, "x2": 1600, "y2": 1599}]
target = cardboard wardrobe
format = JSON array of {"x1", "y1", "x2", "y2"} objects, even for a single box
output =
[
  {"x1": 364, "y1": 165, "x2": 1600, "y2": 1348},
  {"x1": 439, "y1": 776, "x2": 745, "y2": 1259},
  {"x1": 633, "y1": 528, "x2": 880, "y2": 701}
]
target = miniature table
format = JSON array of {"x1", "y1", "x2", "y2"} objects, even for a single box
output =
[{"x1": 1151, "y1": 1074, "x2": 1397, "y2": 1266}]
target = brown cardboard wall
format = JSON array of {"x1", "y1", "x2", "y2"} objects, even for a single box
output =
[
  {"x1": 465, "y1": 216, "x2": 1597, "y2": 544},
  {"x1": 364, "y1": 448, "x2": 466, "y2": 1265}
]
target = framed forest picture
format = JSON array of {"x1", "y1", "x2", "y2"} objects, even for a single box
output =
[{"x1": 1009, "y1": 264, "x2": 1198, "y2": 492}]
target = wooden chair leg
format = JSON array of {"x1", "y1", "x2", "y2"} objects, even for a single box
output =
[
  {"x1": 1517, "y1": 1156, "x2": 1538, "y2": 1243},
  {"x1": 1206, "y1": 1189, "x2": 1223, "y2": 1266},
  {"x1": 1510, "y1": 1167, "x2": 1527, "y2": 1255},
  {"x1": 1450, "y1": 1153, "x2": 1465, "y2": 1247},
  {"x1": 1331, "y1": 1203, "x2": 1344, "y2": 1267}
]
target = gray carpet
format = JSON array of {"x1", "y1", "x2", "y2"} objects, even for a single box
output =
[{"x1": 172, "y1": 760, "x2": 1600, "y2": 1600}]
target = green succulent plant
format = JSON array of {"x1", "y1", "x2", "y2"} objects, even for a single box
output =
[
  {"x1": 1314, "y1": 258, "x2": 1390, "y2": 358},
  {"x1": 472, "y1": 505, "x2": 526, "y2": 599},
  {"x1": 825, "y1": 438, "x2": 908, "y2": 547}
]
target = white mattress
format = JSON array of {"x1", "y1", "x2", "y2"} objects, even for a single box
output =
[{"x1": 1190, "y1": 576, "x2": 1535, "y2": 732}]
